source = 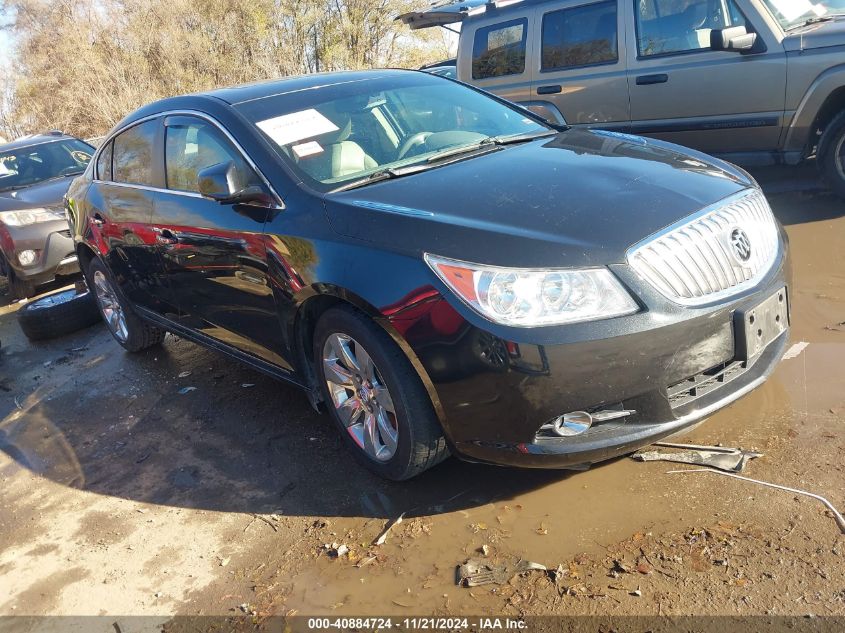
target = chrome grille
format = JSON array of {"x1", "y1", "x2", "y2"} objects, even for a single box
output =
[{"x1": 627, "y1": 189, "x2": 779, "y2": 305}]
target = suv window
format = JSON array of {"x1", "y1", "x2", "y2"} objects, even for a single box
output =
[
  {"x1": 112, "y1": 120, "x2": 159, "y2": 186},
  {"x1": 96, "y1": 141, "x2": 113, "y2": 181},
  {"x1": 542, "y1": 1, "x2": 618, "y2": 71},
  {"x1": 165, "y1": 118, "x2": 259, "y2": 194},
  {"x1": 0, "y1": 139, "x2": 93, "y2": 193},
  {"x1": 636, "y1": 0, "x2": 747, "y2": 57},
  {"x1": 472, "y1": 18, "x2": 528, "y2": 80}
]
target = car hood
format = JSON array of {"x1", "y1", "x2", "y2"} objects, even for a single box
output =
[
  {"x1": 783, "y1": 17, "x2": 845, "y2": 51},
  {"x1": 324, "y1": 129, "x2": 753, "y2": 268},
  {"x1": 0, "y1": 176, "x2": 74, "y2": 212}
]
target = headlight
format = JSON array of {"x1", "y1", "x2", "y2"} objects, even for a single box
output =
[
  {"x1": 425, "y1": 254, "x2": 639, "y2": 327},
  {"x1": 0, "y1": 208, "x2": 64, "y2": 227}
]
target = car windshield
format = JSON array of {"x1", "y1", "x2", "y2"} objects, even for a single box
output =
[
  {"x1": 0, "y1": 138, "x2": 94, "y2": 193},
  {"x1": 236, "y1": 73, "x2": 552, "y2": 192},
  {"x1": 761, "y1": 0, "x2": 845, "y2": 29}
]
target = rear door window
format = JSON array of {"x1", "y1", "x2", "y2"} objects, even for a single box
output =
[
  {"x1": 164, "y1": 117, "x2": 259, "y2": 193},
  {"x1": 636, "y1": 0, "x2": 748, "y2": 57},
  {"x1": 542, "y1": 1, "x2": 619, "y2": 71},
  {"x1": 112, "y1": 119, "x2": 159, "y2": 186},
  {"x1": 472, "y1": 18, "x2": 529, "y2": 79},
  {"x1": 96, "y1": 141, "x2": 113, "y2": 181}
]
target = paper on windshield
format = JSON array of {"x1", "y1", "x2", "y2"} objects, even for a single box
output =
[
  {"x1": 257, "y1": 109, "x2": 339, "y2": 147},
  {"x1": 292, "y1": 141, "x2": 324, "y2": 158},
  {"x1": 768, "y1": 0, "x2": 825, "y2": 21}
]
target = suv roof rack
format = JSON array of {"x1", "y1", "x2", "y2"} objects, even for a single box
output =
[{"x1": 398, "y1": 0, "x2": 532, "y2": 29}]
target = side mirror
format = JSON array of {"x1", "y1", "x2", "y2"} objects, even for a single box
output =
[
  {"x1": 197, "y1": 161, "x2": 275, "y2": 207},
  {"x1": 711, "y1": 26, "x2": 757, "y2": 52}
]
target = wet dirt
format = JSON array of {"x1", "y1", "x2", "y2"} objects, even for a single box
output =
[{"x1": 0, "y1": 173, "x2": 843, "y2": 619}]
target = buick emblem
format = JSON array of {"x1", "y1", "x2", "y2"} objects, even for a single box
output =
[{"x1": 729, "y1": 227, "x2": 752, "y2": 263}]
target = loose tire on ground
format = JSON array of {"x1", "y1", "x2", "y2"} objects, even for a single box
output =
[
  {"x1": 313, "y1": 304, "x2": 449, "y2": 480},
  {"x1": 85, "y1": 257, "x2": 166, "y2": 352},
  {"x1": 17, "y1": 287, "x2": 101, "y2": 341},
  {"x1": 819, "y1": 109, "x2": 845, "y2": 198}
]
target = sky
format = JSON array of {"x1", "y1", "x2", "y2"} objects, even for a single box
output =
[{"x1": 0, "y1": 8, "x2": 15, "y2": 71}]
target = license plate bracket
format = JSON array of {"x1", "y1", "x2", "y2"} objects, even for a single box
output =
[{"x1": 735, "y1": 287, "x2": 789, "y2": 361}]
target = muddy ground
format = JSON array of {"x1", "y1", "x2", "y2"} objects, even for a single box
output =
[{"x1": 0, "y1": 167, "x2": 843, "y2": 626}]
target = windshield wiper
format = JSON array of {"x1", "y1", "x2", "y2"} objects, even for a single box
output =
[
  {"x1": 329, "y1": 130, "x2": 558, "y2": 193},
  {"x1": 424, "y1": 130, "x2": 558, "y2": 164},
  {"x1": 788, "y1": 14, "x2": 834, "y2": 30},
  {"x1": 330, "y1": 168, "x2": 407, "y2": 193}
]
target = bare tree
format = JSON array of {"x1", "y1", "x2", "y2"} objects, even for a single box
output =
[{"x1": 0, "y1": 0, "x2": 449, "y2": 138}]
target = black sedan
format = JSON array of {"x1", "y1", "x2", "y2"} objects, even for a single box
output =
[{"x1": 66, "y1": 70, "x2": 790, "y2": 480}]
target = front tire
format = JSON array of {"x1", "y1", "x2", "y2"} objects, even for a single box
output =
[
  {"x1": 86, "y1": 258, "x2": 165, "y2": 352},
  {"x1": 819, "y1": 110, "x2": 845, "y2": 198},
  {"x1": 1, "y1": 255, "x2": 36, "y2": 300},
  {"x1": 313, "y1": 305, "x2": 449, "y2": 480}
]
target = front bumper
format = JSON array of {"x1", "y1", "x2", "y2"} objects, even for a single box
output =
[
  {"x1": 396, "y1": 235, "x2": 791, "y2": 469},
  {"x1": 1, "y1": 220, "x2": 78, "y2": 286}
]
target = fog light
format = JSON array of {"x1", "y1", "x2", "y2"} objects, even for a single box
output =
[
  {"x1": 17, "y1": 249, "x2": 37, "y2": 266},
  {"x1": 551, "y1": 411, "x2": 593, "y2": 437}
]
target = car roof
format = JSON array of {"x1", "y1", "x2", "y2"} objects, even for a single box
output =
[
  {"x1": 199, "y1": 69, "x2": 422, "y2": 106},
  {"x1": 112, "y1": 69, "x2": 434, "y2": 132},
  {"x1": 0, "y1": 133, "x2": 81, "y2": 152}
]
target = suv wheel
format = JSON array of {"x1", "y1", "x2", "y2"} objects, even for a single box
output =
[
  {"x1": 86, "y1": 258, "x2": 166, "y2": 352},
  {"x1": 819, "y1": 110, "x2": 845, "y2": 198},
  {"x1": 313, "y1": 305, "x2": 449, "y2": 480}
]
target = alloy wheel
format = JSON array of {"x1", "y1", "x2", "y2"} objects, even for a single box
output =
[
  {"x1": 322, "y1": 333, "x2": 399, "y2": 462},
  {"x1": 92, "y1": 270, "x2": 129, "y2": 342}
]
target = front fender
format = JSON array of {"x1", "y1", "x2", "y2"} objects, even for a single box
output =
[{"x1": 784, "y1": 62, "x2": 845, "y2": 154}]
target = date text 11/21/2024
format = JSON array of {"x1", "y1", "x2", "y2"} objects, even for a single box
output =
[{"x1": 306, "y1": 617, "x2": 527, "y2": 629}]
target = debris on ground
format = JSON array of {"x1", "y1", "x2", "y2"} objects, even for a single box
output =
[
  {"x1": 177, "y1": 386, "x2": 197, "y2": 395},
  {"x1": 632, "y1": 442, "x2": 762, "y2": 472},
  {"x1": 324, "y1": 543, "x2": 349, "y2": 558},
  {"x1": 668, "y1": 468, "x2": 845, "y2": 534},
  {"x1": 456, "y1": 558, "x2": 547, "y2": 587},
  {"x1": 782, "y1": 341, "x2": 809, "y2": 359},
  {"x1": 177, "y1": 371, "x2": 192, "y2": 378},
  {"x1": 373, "y1": 512, "x2": 405, "y2": 546},
  {"x1": 355, "y1": 555, "x2": 377, "y2": 568}
]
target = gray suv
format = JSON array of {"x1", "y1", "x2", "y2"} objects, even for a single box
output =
[
  {"x1": 0, "y1": 133, "x2": 93, "y2": 299},
  {"x1": 402, "y1": 0, "x2": 845, "y2": 194}
]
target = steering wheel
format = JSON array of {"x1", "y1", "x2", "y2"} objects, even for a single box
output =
[{"x1": 398, "y1": 132, "x2": 433, "y2": 160}]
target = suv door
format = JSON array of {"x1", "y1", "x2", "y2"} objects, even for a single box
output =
[
  {"x1": 627, "y1": 0, "x2": 786, "y2": 155},
  {"x1": 530, "y1": 0, "x2": 630, "y2": 127},
  {"x1": 459, "y1": 14, "x2": 535, "y2": 105},
  {"x1": 92, "y1": 118, "x2": 177, "y2": 314},
  {"x1": 155, "y1": 114, "x2": 289, "y2": 368}
]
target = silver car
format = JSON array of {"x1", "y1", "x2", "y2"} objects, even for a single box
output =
[{"x1": 0, "y1": 133, "x2": 93, "y2": 299}]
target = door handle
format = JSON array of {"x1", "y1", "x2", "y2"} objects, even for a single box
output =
[
  {"x1": 154, "y1": 227, "x2": 179, "y2": 245},
  {"x1": 91, "y1": 213, "x2": 105, "y2": 227},
  {"x1": 537, "y1": 84, "x2": 562, "y2": 95},
  {"x1": 636, "y1": 73, "x2": 669, "y2": 86}
]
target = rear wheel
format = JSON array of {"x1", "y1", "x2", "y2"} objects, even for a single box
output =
[
  {"x1": 313, "y1": 305, "x2": 449, "y2": 480},
  {"x1": 819, "y1": 109, "x2": 845, "y2": 198},
  {"x1": 86, "y1": 258, "x2": 165, "y2": 352}
]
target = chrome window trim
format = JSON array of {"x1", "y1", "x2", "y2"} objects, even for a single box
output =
[
  {"x1": 90, "y1": 179, "x2": 205, "y2": 199},
  {"x1": 91, "y1": 109, "x2": 284, "y2": 208},
  {"x1": 626, "y1": 188, "x2": 781, "y2": 306}
]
